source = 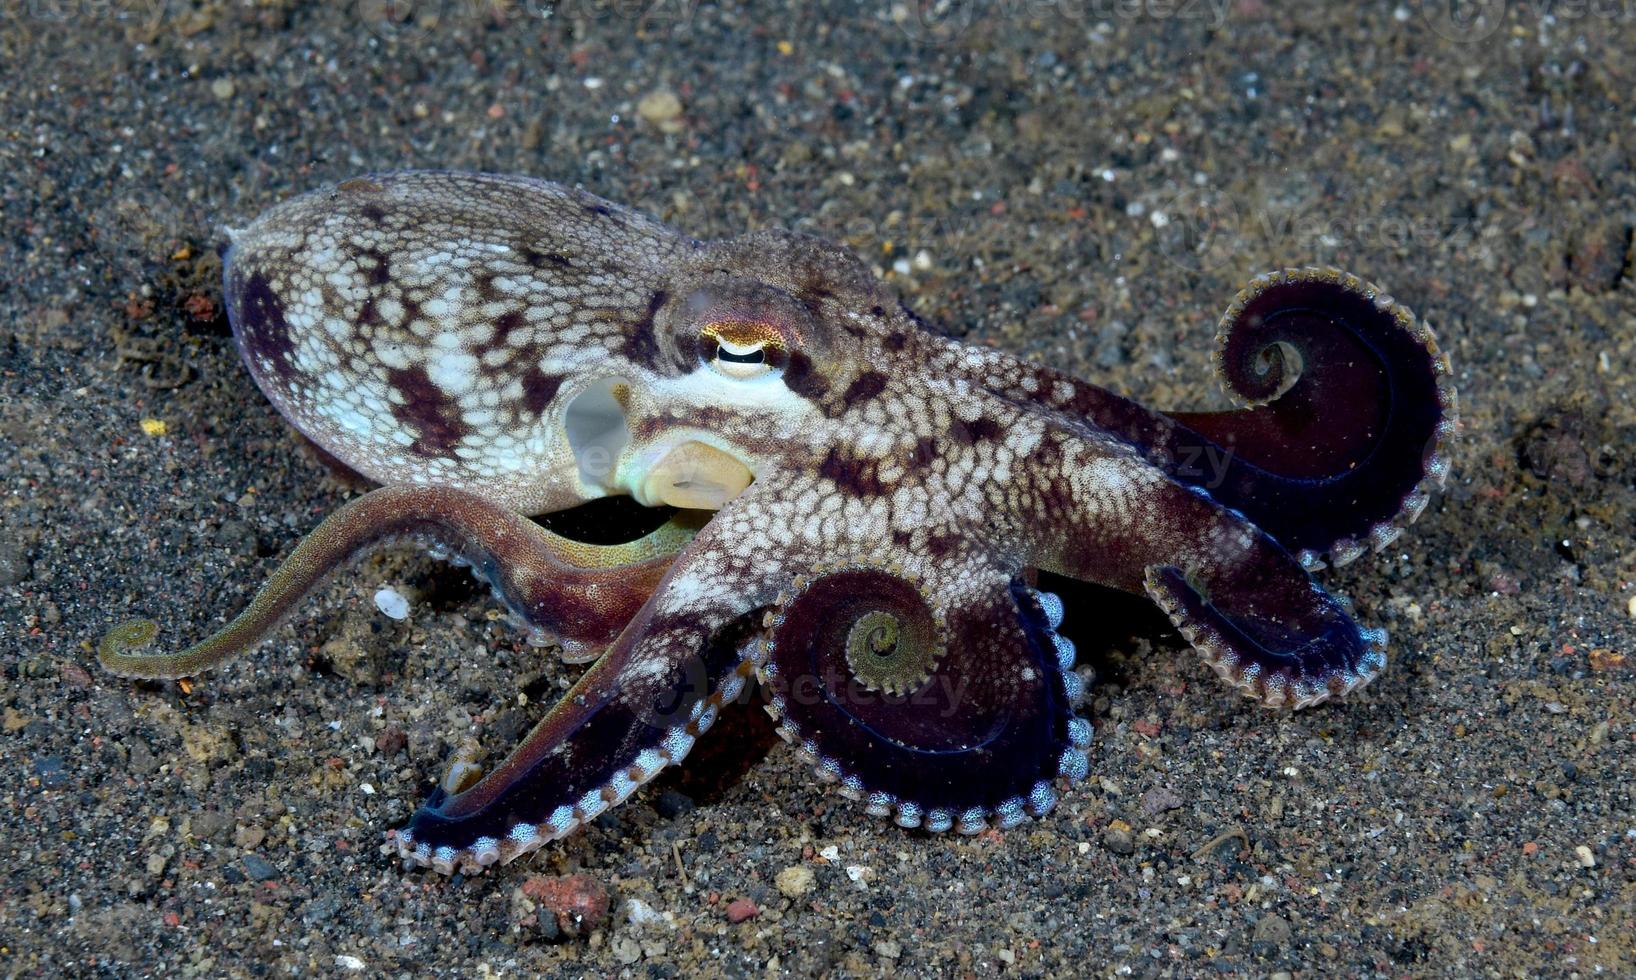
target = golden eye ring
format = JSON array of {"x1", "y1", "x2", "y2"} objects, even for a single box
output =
[{"x1": 700, "y1": 320, "x2": 788, "y2": 380}]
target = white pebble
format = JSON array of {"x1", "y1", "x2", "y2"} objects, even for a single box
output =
[{"x1": 374, "y1": 586, "x2": 410, "y2": 620}]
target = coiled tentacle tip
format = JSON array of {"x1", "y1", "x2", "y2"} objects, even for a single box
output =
[{"x1": 96, "y1": 619, "x2": 170, "y2": 678}]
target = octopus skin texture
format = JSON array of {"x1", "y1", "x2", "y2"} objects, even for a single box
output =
[{"x1": 98, "y1": 171, "x2": 1458, "y2": 875}]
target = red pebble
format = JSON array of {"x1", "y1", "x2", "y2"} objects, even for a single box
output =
[
  {"x1": 521, "y1": 874, "x2": 610, "y2": 935},
  {"x1": 726, "y1": 897, "x2": 759, "y2": 923}
]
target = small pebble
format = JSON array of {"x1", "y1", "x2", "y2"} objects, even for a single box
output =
[
  {"x1": 210, "y1": 78, "x2": 235, "y2": 99},
  {"x1": 375, "y1": 726, "x2": 408, "y2": 757},
  {"x1": 0, "y1": 539, "x2": 30, "y2": 587},
  {"x1": 611, "y1": 937, "x2": 641, "y2": 965},
  {"x1": 636, "y1": 88, "x2": 683, "y2": 131},
  {"x1": 725, "y1": 897, "x2": 758, "y2": 923},
  {"x1": 1253, "y1": 914, "x2": 1292, "y2": 945},
  {"x1": 374, "y1": 587, "x2": 410, "y2": 620},
  {"x1": 1575, "y1": 845, "x2": 1596, "y2": 868},
  {"x1": 1102, "y1": 826, "x2": 1135, "y2": 855},
  {"x1": 625, "y1": 898, "x2": 668, "y2": 930},
  {"x1": 240, "y1": 854, "x2": 279, "y2": 881},
  {"x1": 521, "y1": 874, "x2": 610, "y2": 935},
  {"x1": 776, "y1": 864, "x2": 816, "y2": 898}
]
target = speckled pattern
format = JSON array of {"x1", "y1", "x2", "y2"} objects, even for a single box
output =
[{"x1": 2, "y1": 2, "x2": 1634, "y2": 976}]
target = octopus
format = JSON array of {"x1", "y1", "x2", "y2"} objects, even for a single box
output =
[{"x1": 99, "y1": 172, "x2": 1457, "y2": 875}]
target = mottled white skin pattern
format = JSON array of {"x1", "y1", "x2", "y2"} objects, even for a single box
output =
[
  {"x1": 229, "y1": 173, "x2": 697, "y2": 512},
  {"x1": 175, "y1": 172, "x2": 1445, "y2": 873}
]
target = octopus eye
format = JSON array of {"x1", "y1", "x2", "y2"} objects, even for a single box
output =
[
  {"x1": 711, "y1": 337, "x2": 773, "y2": 379},
  {"x1": 700, "y1": 322, "x2": 788, "y2": 381}
]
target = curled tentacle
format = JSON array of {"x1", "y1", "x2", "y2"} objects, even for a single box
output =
[
  {"x1": 751, "y1": 563, "x2": 1091, "y2": 835},
  {"x1": 976, "y1": 267, "x2": 1455, "y2": 570},
  {"x1": 397, "y1": 479, "x2": 794, "y2": 874},
  {"x1": 1162, "y1": 268, "x2": 1458, "y2": 568},
  {"x1": 97, "y1": 485, "x2": 695, "y2": 679}
]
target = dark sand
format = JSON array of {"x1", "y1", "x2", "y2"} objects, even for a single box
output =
[{"x1": 3, "y1": 2, "x2": 1633, "y2": 976}]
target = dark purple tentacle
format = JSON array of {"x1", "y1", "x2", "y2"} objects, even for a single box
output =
[
  {"x1": 753, "y1": 566, "x2": 1091, "y2": 834},
  {"x1": 398, "y1": 480, "x2": 793, "y2": 873},
  {"x1": 1041, "y1": 438, "x2": 1385, "y2": 708},
  {"x1": 978, "y1": 268, "x2": 1456, "y2": 569},
  {"x1": 1162, "y1": 268, "x2": 1457, "y2": 567}
]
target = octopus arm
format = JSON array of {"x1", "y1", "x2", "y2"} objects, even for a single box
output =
[
  {"x1": 97, "y1": 485, "x2": 689, "y2": 679},
  {"x1": 1005, "y1": 268, "x2": 1456, "y2": 570},
  {"x1": 1161, "y1": 268, "x2": 1457, "y2": 568},
  {"x1": 1043, "y1": 444, "x2": 1385, "y2": 709},
  {"x1": 398, "y1": 479, "x2": 793, "y2": 873},
  {"x1": 753, "y1": 566, "x2": 1092, "y2": 835}
]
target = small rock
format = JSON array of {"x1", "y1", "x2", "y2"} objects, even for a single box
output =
[
  {"x1": 2, "y1": 708, "x2": 30, "y2": 733},
  {"x1": 210, "y1": 77, "x2": 235, "y2": 99},
  {"x1": 240, "y1": 854, "x2": 279, "y2": 881},
  {"x1": 375, "y1": 726, "x2": 407, "y2": 757},
  {"x1": 32, "y1": 756, "x2": 66, "y2": 788},
  {"x1": 725, "y1": 897, "x2": 759, "y2": 923},
  {"x1": 1140, "y1": 784, "x2": 1184, "y2": 816},
  {"x1": 234, "y1": 824, "x2": 266, "y2": 850},
  {"x1": 611, "y1": 936, "x2": 641, "y2": 965},
  {"x1": 625, "y1": 897, "x2": 669, "y2": 930},
  {"x1": 776, "y1": 864, "x2": 816, "y2": 898},
  {"x1": 637, "y1": 88, "x2": 683, "y2": 131},
  {"x1": 1102, "y1": 826, "x2": 1135, "y2": 855},
  {"x1": 522, "y1": 874, "x2": 610, "y2": 936},
  {"x1": 874, "y1": 940, "x2": 902, "y2": 960},
  {"x1": 1575, "y1": 845, "x2": 1596, "y2": 868},
  {"x1": 193, "y1": 809, "x2": 233, "y2": 843},
  {"x1": 126, "y1": 737, "x2": 158, "y2": 775},
  {"x1": 0, "y1": 539, "x2": 30, "y2": 587},
  {"x1": 373, "y1": 586, "x2": 410, "y2": 620},
  {"x1": 654, "y1": 790, "x2": 695, "y2": 819},
  {"x1": 59, "y1": 662, "x2": 92, "y2": 688},
  {"x1": 1252, "y1": 914, "x2": 1292, "y2": 945}
]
